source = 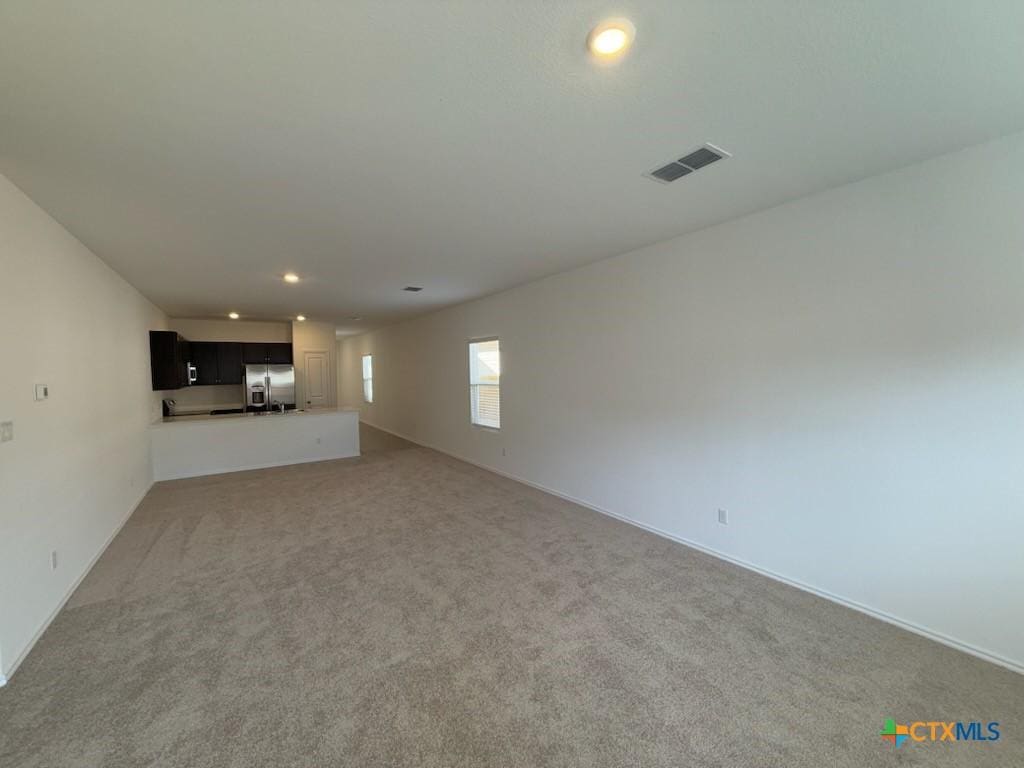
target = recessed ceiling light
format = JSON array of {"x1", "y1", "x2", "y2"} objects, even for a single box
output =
[
  {"x1": 228, "y1": 312, "x2": 240, "y2": 319},
  {"x1": 588, "y1": 18, "x2": 635, "y2": 59},
  {"x1": 283, "y1": 272, "x2": 300, "y2": 283},
  {"x1": 296, "y1": 315, "x2": 306, "y2": 322},
  {"x1": 348, "y1": 315, "x2": 362, "y2": 321}
]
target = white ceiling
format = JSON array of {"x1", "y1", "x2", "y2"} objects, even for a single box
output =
[{"x1": 2, "y1": 2, "x2": 1024, "y2": 333}]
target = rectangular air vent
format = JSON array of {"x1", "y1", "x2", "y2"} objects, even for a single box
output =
[
  {"x1": 646, "y1": 143, "x2": 731, "y2": 184},
  {"x1": 403, "y1": 286, "x2": 423, "y2": 292},
  {"x1": 650, "y1": 163, "x2": 692, "y2": 183}
]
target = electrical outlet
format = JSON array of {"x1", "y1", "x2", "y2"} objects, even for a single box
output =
[
  {"x1": 0, "y1": 421, "x2": 12, "y2": 443},
  {"x1": 50, "y1": 551, "x2": 58, "y2": 571},
  {"x1": 718, "y1": 509, "x2": 729, "y2": 525}
]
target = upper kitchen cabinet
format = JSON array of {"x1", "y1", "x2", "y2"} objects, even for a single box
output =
[
  {"x1": 149, "y1": 331, "x2": 191, "y2": 390},
  {"x1": 242, "y1": 343, "x2": 267, "y2": 364},
  {"x1": 243, "y1": 342, "x2": 293, "y2": 364},
  {"x1": 217, "y1": 342, "x2": 243, "y2": 384},
  {"x1": 152, "y1": 333, "x2": 285, "y2": 390},
  {"x1": 267, "y1": 343, "x2": 293, "y2": 364},
  {"x1": 193, "y1": 341, "x2": 243, "y2": 385},
  {"x1": 191, "y1": 342, "x2": 219, "y2": 386}
]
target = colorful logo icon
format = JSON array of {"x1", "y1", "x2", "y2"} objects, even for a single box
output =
[
  {"x1": 881, "y1": 719, "x2": 909, "y2": 747},
  {"x1": 881, "y1": 718, "x2": 1000, "y2": 746}
]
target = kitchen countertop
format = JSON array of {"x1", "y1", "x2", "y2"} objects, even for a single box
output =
[{"x1": 154, "y1": 407, "x2": 360, "y2": 427}]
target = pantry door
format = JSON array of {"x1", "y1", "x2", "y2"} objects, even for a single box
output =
[{"x1": 303, "y1": 350, "x2": 329, "y2": 409}]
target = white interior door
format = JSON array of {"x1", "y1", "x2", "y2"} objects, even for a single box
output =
[{"x1": 303, "y1": 350, "x2": 329, "y2": 409}]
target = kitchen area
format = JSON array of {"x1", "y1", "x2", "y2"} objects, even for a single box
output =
[{"x1": 148, "y1": 318, "x2": 359, "y2": 480}]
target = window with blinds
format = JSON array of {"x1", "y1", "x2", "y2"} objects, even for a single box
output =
[
  {"x1": 362, "y1": 354, "x2": 373, "y2": 403},
  {"x1": 469, "y1": 339, "x2": 500, "y2": 429}
]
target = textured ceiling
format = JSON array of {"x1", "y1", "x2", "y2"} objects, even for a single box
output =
[{"x1": 2, "y1": 1, "x2": 1023, "y2": 332}]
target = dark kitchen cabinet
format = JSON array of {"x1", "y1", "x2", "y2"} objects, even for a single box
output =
[
  {"x1": 193, "y1": 341, "x2": 243, "y2": 385},
  {"x1": 191, "y1": 342, "x2": 220, "y2": 386},
  {"x1": 243, "y1": 342, "x2": 293, "y2": 364},
  {"x1": 242, "y1": 343, "x2": 267, "y2": 364},
  {"x1": 267, "y1": 343, "x2": 293, "y2": 364},
  {"x1": 152, "y1": 332, "x2": 282, "y2": 390},
  {"x1": 217, "y1": 342, "x2": 243, "y2": 384},
  {"x1": 149, "y1": 331, "x2": 191, "y2": 390}
]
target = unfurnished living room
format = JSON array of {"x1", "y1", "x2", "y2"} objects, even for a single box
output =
[{"x1": 1, "y1": 2, "x2": 1023, "y2": 766}]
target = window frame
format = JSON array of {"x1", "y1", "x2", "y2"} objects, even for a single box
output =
[
  {"x1": 361, "y1": 354, "x2": 374, "y2": 404},
  {"x1": 468, "y1": 336, "x2": 501, "y2": 431}
]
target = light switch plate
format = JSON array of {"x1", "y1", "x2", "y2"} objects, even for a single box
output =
[
  {"x1": 34, "y1": 383, "x2": 49, "y2": 401},
  {"x1": 0, "y1": 421, "x2": 12, "y2": 443}
]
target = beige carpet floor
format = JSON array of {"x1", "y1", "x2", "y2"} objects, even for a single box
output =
[{"x1": 1, "y1": 425, "x2": 1021, "y2": 767}]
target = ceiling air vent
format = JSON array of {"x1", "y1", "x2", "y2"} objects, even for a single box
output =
[
  {"x1": 403, "y1": 286, "x2": 423, "y2": 292},
  {"x1": 646, "y1": 143, "x2": 731, "y2": 184}
]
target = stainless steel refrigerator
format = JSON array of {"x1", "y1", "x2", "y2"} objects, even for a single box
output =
[{"x1": 244, "y1": 364, "x2": 295, "y2": 412}]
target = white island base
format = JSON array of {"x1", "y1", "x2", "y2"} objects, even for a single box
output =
[{"x1": 150, "y1": 408, "x2": 360, "y2": 481}]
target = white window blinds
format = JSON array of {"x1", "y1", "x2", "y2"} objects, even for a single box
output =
[{"x1": 469, "y1": 339, "x2": 500, "y2": 428}]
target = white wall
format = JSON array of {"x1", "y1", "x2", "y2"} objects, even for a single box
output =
[
  {"x1": 169, "y1": 318, "x2": 291, "y2": 343},
  {"x1": 0, "y1": 173, "x2": 167, "y2": 682},
  {"x1": 341, "y1": 131, "x2": 1024, "y2": 672},
  {"x1": 168, "y1": 385, "x2": 246, "y2": 412}
]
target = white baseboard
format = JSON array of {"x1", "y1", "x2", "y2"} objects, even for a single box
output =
[
  {"x1": 362, "y1": 420, "x2": 1024, "y2": 677},
  {"x1": 0, "y1": 481, "x2": 154, "y2": 685}
]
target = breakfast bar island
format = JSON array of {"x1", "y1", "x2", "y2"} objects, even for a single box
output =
[{"x1": 150, "y1": 407, "x2": 360, "y2": 481}]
